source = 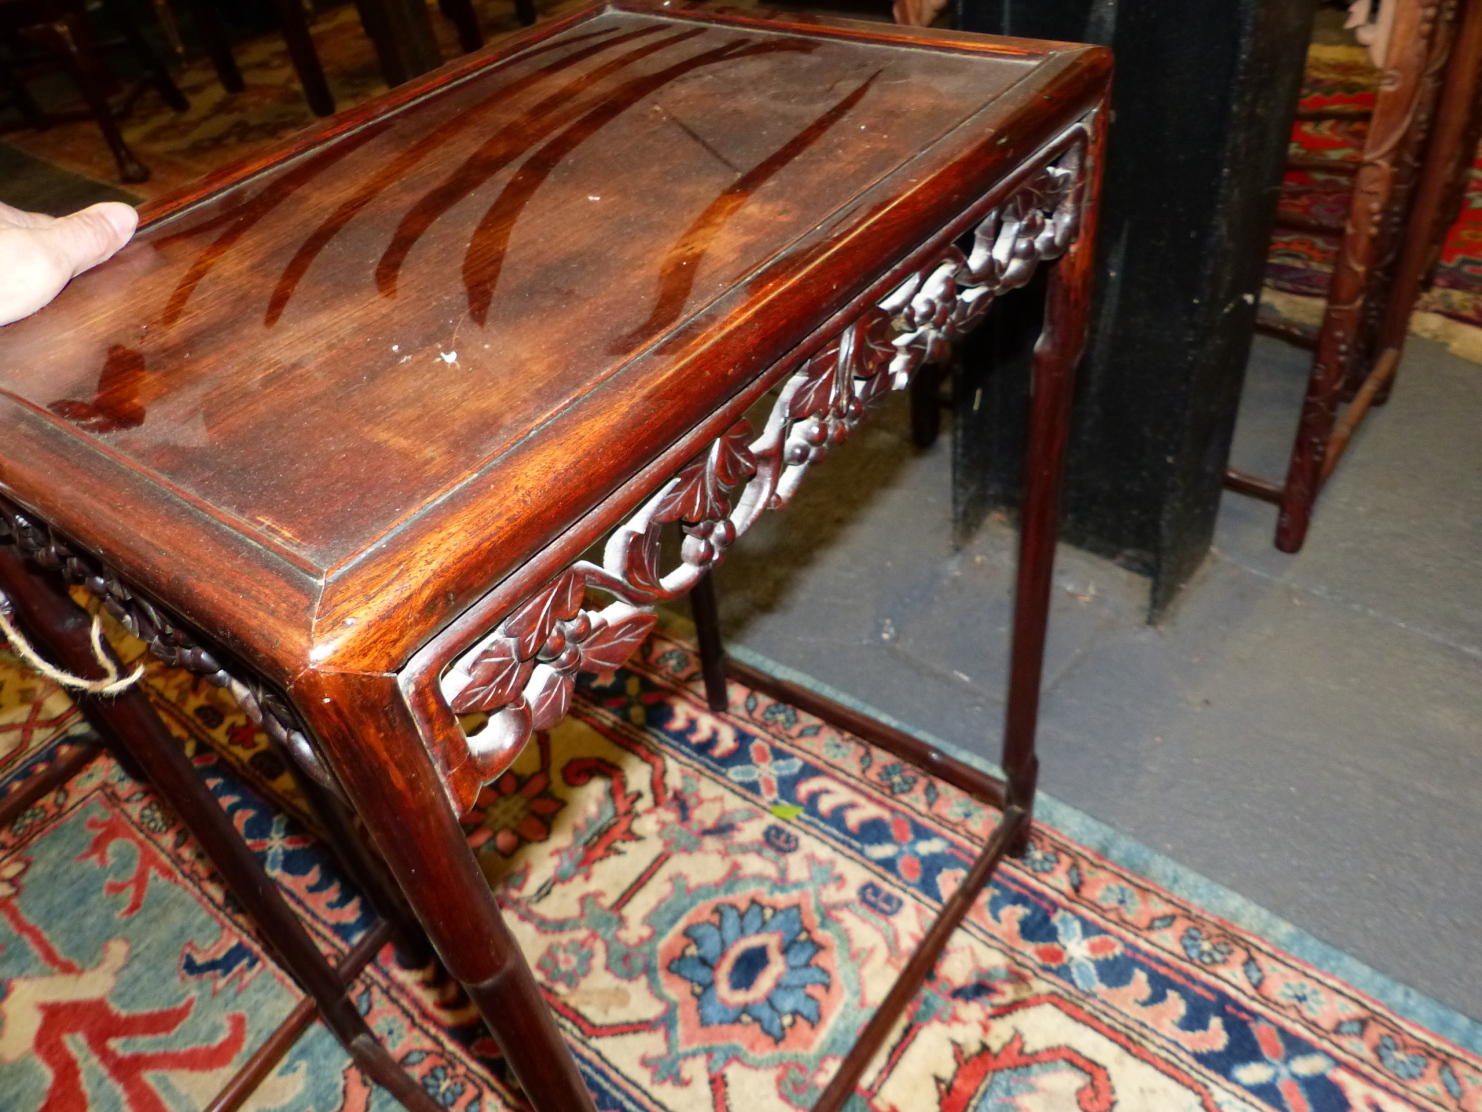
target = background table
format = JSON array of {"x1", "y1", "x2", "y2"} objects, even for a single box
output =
[{"x1": 0, "y1": 5, "x2": 1109, "y2": 1108}]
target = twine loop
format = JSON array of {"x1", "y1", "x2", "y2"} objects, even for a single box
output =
[{"x1": 0, "y1": 591, "x2": 144, "y2": 696}]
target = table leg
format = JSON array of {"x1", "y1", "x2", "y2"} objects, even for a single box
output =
[
  {"x1": 98, "y1": 0, "x2": 189, "y2": 112},
  {"x1": 282, "y1": 752, "x2": 436, "y2": 970},
  {"x1": 177, "y1": 0, "x2": 245, "y2": 93},
  {"x1": 689, "y1": 568, "x2": 728, "y2": 711},
  {"x1": 24, "y1": 16, "x2": 150, "y2": 182},
  {"x1": 436, "y1": 0, "x2": 482, "y2": 53},
  {"x1": 0, "y1": 550, "x2": 441, "y2": 1112},
  {"x1": 297, "y1": 668, "x2": 600, "y2": 1112},
  {"x1": 353, "y1": 0, "x2": 443, "y2": 86},
  {"x1": 999, "y1": 236, "x2": 1093, "y2": 851},
  {"x1": 261, "y1": 0, "x2": 335, "y2": 117}
]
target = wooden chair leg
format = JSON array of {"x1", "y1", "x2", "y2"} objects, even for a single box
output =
[
  {"x1": 25, "y1": 16, "x2": 149, "y2": 182},
  {"x1": 283, "y1": 753, "x2": 437, "y2": 970},
  {"x1": 177, "y1": 0, "x2": 244, "y2": 93},
  {"x1": 0, "y1": 55, "x2": 49, "y2": 130},
  {"x1": 436, "y1": 0, "x2": 481, "y2": 53},
  {"x1": 261, "y1": 0, "x2": 334, "y2": 116},
  {"x1": 513, "y1": 0, "x2": 536, "y2": 27},
  {"x1": 689, "y1": 568, "x2": 728, "y2": 712},
  {"x1": 0, "y1": 550, "x2": 441, "y2": 1112},
  {"x1": 99, "y1": 0, "x2": 188, "y2": 111},
  {"x1": 350, "y1": 0, "x2": 442, "y2": 87}
]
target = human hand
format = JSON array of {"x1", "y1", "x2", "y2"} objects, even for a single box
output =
[
  {"x1": 892, "y1": 0, "x2": 948, "y2": 27},
  {"x1": 0, "y1": 201, "x2": 138, "y2": 327}
]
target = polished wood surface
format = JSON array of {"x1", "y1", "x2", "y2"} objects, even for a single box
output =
[
  {"x1": 0, "y1": 1, "x2": 1106, "y2": 686},
  {"x1": 0, "y1": 12, "x2": 1109, "y2": 1106}
]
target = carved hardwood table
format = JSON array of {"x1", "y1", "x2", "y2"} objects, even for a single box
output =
[{"x1": 0, "y1": 4, "x2": 1108, "y2": 1109}]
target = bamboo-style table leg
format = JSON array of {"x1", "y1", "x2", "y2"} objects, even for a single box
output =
[
  {"x1": 296, "y1": 668, "x2": 601, "y2": 1112},
  {"x1": 0, "y1": 548, "x2": 442, "y2": 1112},
  {"x1": 685, "y1": 110, "x2": 1102, "y2": 1112}
]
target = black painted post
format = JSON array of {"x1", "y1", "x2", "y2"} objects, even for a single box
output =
[{"x1": 953, "y1": 0, "x2": 1316, "y2": 615}]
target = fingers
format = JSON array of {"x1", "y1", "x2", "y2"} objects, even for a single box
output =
[
  {"x1": 0, "y1": 202, "x2": 56, "y2": 231},
  {"x1": 892, "y1": 0, "x2": 947, "y2": 25},
  {"x1": 43, "y1": 202, "x2": 139, "y2": 280},
  {"x1": 0, "y1": 202, "x2": 138, "y2": 326}
]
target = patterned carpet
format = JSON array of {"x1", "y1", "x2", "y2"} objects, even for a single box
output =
[
  {"x1": 1, "y1": 619, "x2": 1480, "y2": 1111},
  {"x1": 1267, "y1": 43, "x2": 1482, "y2": 334}
]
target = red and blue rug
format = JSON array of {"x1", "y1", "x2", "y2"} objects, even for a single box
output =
[
  {"x1": 1267, "y1": 43, "x2": 1482, "y2": 335},
  {"x1": 2, "y1": 628, "x2": 1479, "y2": 1110}
]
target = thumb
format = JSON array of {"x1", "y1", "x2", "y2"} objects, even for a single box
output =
[{"x1": 40, "y1": 202, "x2": 139, "y2": 281}]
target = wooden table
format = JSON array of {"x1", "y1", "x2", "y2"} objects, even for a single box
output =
[{"x1": 0, "y1": 5, "x2": 1108, "y2": 1108}]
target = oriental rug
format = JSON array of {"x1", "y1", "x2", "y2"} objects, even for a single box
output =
[
  {"x1": 1266, "y1": 43, "x2": 1482, "y2": 344},
  {"x1": 1, "y1": 628, "x2": 1480, "y2": 1111}
]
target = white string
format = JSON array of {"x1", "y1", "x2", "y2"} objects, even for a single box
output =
[{"x1": 0, "y1": 597, "x2": 144, "y2": 696}]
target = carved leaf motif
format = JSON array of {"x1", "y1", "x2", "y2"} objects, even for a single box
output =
[
  {"x1": 653, "y1": 422, "x2": 756, "y2": 525},
  {"x1": 502, "y1": 570, "x2": 584, "y2": 658},
  {"x1": 851, "y1": 311, "x2": 895, "y2": 379},
  {"x1": 788, "y1": 341, "x2": 845, "y2": 419},
  {"x1": 579, "y1": 609, "x2": 658, "y2": 673},
  {"x1": 450, "y1": 636, "x2": 535, "y2": 714},
  {"x1": 711, "y1": 421, "x2": 756, "y2": 489},
  {"x1": 619, "y1": 522, "x2": 665, "y2": 595},
  {"x1": 526, "y1": 664, "x2": 575, "y2": 731}
]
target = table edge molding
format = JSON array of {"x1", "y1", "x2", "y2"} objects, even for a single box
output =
[{"x1": 408, "y1": 116, "x2": 1094, "y2": 813}]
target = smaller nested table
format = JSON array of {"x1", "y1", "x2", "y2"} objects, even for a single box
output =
[{"x1": 0, "y1": 5, "x2": 1109, "y2": 1109}]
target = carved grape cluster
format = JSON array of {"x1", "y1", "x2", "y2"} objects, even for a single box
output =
[
  {"x1": 442, "y1": 568, "x2": 657, "y2": 775},
  {"x1": 442, "y1": 136, "x2": 1089, "y2": 780}
]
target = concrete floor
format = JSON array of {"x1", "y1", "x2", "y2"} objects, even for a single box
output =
[{"x1": 698, "y1": 332, "x2": 1482, "y2": 1022}]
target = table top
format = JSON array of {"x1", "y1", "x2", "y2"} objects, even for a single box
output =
[{"x1": 0, "y1": 1, "x2": 1107, "y2": 684}]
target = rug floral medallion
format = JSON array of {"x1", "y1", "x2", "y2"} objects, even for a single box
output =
[{"x1": 0, "y1": 631, "x2": 1478, "y2": 1111}]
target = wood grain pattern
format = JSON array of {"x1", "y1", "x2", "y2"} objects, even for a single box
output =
[
  {"x1": 430, "y1": 132, "x2": 1086, "y2": 806},
  {"x1": 0, "y1": 13, "x2": 1109, "y2": 1106},
  {"x1": 0, "y1": 0, "x2": 1108, "y2": 686},
  {"x1": 1276, "y1": 0, "x2": 1457, "y2": 551}
]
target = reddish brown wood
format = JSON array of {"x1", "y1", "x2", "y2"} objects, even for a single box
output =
[
  {"x1": 293, "y1": 666, "x2": 601, "y2": 1112},
  {"x1": 1253, "y1": 311, "x2": 1319, "y2": 349},
  {"x1": 0, "y1": 10, "x2": 1110, "y2": 1107},
  {"x1": 0, "y1": 550, "x2": 440, "y2": 1112},
  {"x1": 1321, "y1": 347, "x2": 1402, "y2": 479},
  {"x1": 1000, "y1": 91, "x2": 1105, "y2": 839},
  {"x1": 813, "y1": 808, "x2": 1027, "y2": 1111},
  {"x1": 175, "y1": 0, "x2": 245, "y2": 92},
  {"x1": 0, "y1": 732, "x2": 103, "y2": 828},
  {"x1": 1223, "y1": 466, "x2": 1285, "y2": 505},
  {"x1": 1, "y1": 0, "x2": 154, "y2": 181},
  {"x1": 0, "y1": 4, "x2": 1108, "y2": 686},
  {"x1": 205, "y1": 921, "x2": 392, "y2": 1112},
  {"x1": 1236, "y1": 0, "x2": 1482, "y2": 542},
  {"x1": 688, "y1": 568, "x2": 728, "y2": 712},
  {"x1": 282, "y1": 747, "x2": 436, "y2": 969},
  {"x1": 1274, "y1": 0, "x2": 1458, "y2": 552},
  {"x1": 1373, "y1": 0, "x2": 1482, "y2": 373},
  {"x1": 1286, "y1": 155, "x2": 1359, "y2": 175},
  {"x1": 722, "y1": 655, "x2": 1008, "y2": 809},
  {"x1": 1272, "y1": 210, "x2": 1346, "y2": 236}
]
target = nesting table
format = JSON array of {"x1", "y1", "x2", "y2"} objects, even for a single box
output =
[{"x1": 0, "y1": 5, "x2": 1109, "y2": 1108}]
